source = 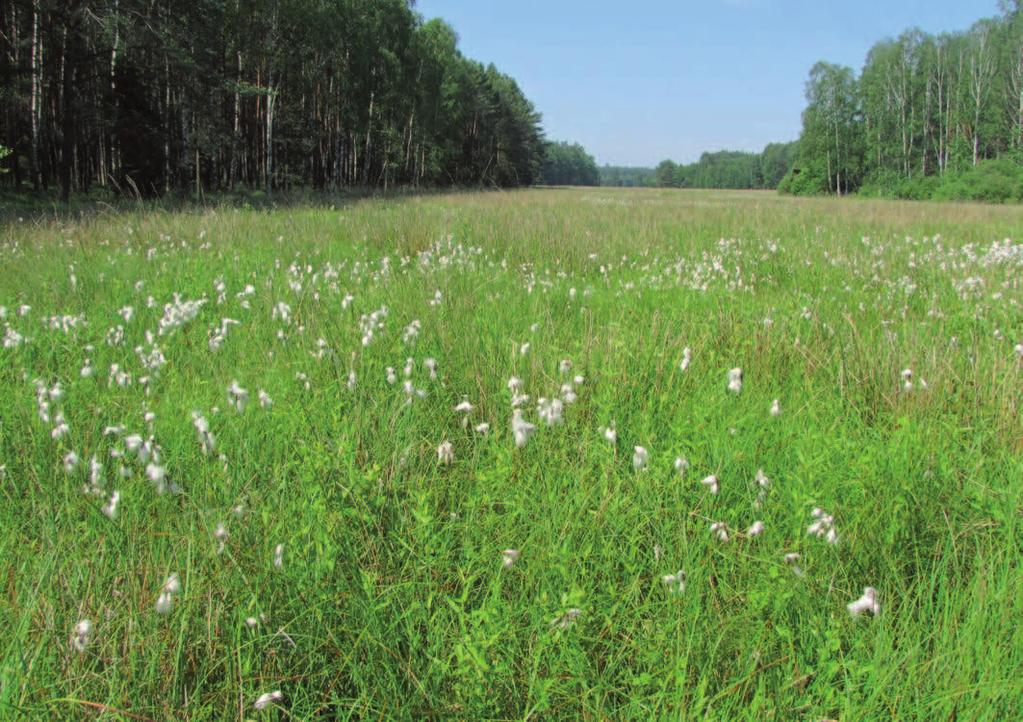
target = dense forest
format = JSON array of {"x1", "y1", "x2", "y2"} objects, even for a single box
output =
[
  {"x1": 0, "y1": 0, "x2": 545, "y2": 198},
  {"x1": 5, "y1": 2, "x2": 1023, "y2": 202},
  {"x1": 540, "y1": 141, "x2": 599, "y2": 186},
  {"x1": 652, "y1": 142, "x2": 798, "y2": 190},
  {"x1": 783, "y1": 3, "x2": 1023, "y2": 200}
]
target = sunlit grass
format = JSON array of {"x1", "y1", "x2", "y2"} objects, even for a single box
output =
[{"x1": 1, "y1": 188, "x2": 1021, "y2": 719}]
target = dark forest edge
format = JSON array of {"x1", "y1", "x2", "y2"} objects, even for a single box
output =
[
  {"x1": 0, "y1": 184, "x2": 519, "y2": 223},
  {"x1": 5, "y1": 2, "x2": 1023, "y2": 203},
  {"x1": 0, "y1": 1, "x2": 547, "y2": 200}
]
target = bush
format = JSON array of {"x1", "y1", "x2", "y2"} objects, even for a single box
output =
[
  {"x1": 858, "y1": 170, "x2": 940, "y2": 200},
  {"x1": 857, "y1": 170, "x2": 904, "y2": 198},
  {"x1": 853, "y1": 159, "x2": 1023, "y2": 203},
  {"x1": 932, "y1": 158, "x2": 1023, "y2": 203},
  {"x1": 778, "y1": 165, "x2": 829, "y2": 196}
]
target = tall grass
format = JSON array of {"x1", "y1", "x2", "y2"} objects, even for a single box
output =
[{"x1": 0, "y1": 188, "x2": 1021, "y2": 719}]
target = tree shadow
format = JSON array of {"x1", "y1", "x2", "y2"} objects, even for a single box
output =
[{"x1": 0, "y1": 185, "x2": 509, "y2": 226}]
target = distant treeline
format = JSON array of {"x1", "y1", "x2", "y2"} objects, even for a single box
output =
[
  {"x1": 540, "y1": 141, "x2": 599, "y2": 186},
  {"x1": 598, "y1": 143, "x2": 798, "y2": 191},
  {"x1": 599, "y1": 166, "x2": 657, "y2": 187},
  {"x1": 612, "y1": 4, "x2": 1023, "y2": 201},
  {"x1": 783, "y1": 3, "x2": 1023, "y2": 201},
  {"x1": 0, "y1": 1, "x2": 545, "y2": 199},
  {"x1": 652, "y1": 143, "x2": 799, "y2": 190}
]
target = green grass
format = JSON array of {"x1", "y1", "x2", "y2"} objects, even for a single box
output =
[{"x1": 1, "y1": 188, "x2": 1021, "y2": 719}]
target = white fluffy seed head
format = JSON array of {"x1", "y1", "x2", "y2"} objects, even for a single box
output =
[
  {"x1": 727, "y1": 367, "x2": 743, "y2": 393},
  {"x1": 632, "y1": 446, "x2": 648, "y2": 471},
  {"x1": 661, "y1": 569, "x2": 686, "y2": 594},
  {"x1": 679, "y1": 347, "x2": 692, "y2": 372},
  {"x1": 700, "y1": 474, "x2": 719, "y2": 494},
  {"x1": 155, "y1": 592, "x2": 174, "y2": 614},
  {"x1": 511, "y1": 409, "x2": 536, "y2": 448},
  {"x1": 163, "y1": 573, "x2": 181, "y2": 595},
  {"x1": 437, "y1": 441, "x2": 454, "y2": 464},
  {"x1": 227, "y1": 380, "x2": 249, "y2": 412},
  {"x1": 71, "y1": 618, "x2": 92, "y2": 652},
  {"x1": 847, "y1": 586, "x2": 880, "y2": 617},
  {"x1": 254, "y1": 690, "x2": 283, "y2": 710},
  {"x1": 101, "y1": 490, "x2": 120, "y2": 519}
]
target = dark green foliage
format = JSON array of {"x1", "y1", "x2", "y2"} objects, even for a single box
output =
[
  {"x1": 677, "y1": 151, "x2": 762, "y2": 188},
  {"x1": 933, "y1": 158, "x2": 1023, "y2": 202},
  {"x1": 655, "y1": 159, "x2": 678, "y2": 187},
  {"x1": 760, "y1": 142, "x2": 800, "y2": 188},
  {"x1": 0, "y1": 1, "x2": 545, "y2": 196},
  {"x1": 778, "y1": 164, "x2": 830, "y2": 196},
  {"x1": 857, "y1": 170, "x2": 941, "y2": 200},
  {"x1": 540, "y1": 141, "x2": 599, "y2": 186},
  {"x1": 651, "y1": 142, "x2": 798, "y2": 190}
]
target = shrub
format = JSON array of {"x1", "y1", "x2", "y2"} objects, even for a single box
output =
[
  {"x1": 778, "y1": 165, "x2": 829, "y2": 196},
  {"x1": 932, "y1": 158, "x2": 1023, "y2": 203}
]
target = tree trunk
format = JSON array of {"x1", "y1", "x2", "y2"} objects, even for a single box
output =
[
  {"x1": 106, "y1": 0, "x2": 119, "y2": 186},
  {"x1": 164, "y1": 54, "x2": 171, "y2": 192},
  {"x1": 363, "y1": 87, "x2": 375, "y2": 185},
  {"x1": 30, "y1": 0, "x2": 41, "y2": 190},
  {"x1": 59, "y1": 4, "x2": 83, "y2": 203},
  {"x1": 265, "y1": 66, "x2": 275, "y2": 193},
  {"x1": 1017, "y1": 45, "x2": 1023, "y2": 148},
  {"x1": 230, "y1": 49, "x2": 241, "y2": 189}
]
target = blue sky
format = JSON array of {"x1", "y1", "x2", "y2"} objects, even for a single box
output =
[{"x1": 415, "y1": 0, "x2": 1002, "y2": 166}]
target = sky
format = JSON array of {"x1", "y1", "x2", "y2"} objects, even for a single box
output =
[{"x1": 415, "y1": 0, "x2": 1002, "y2": 167}]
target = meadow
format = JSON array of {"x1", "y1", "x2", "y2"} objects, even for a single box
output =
[{"x1": 1, "y1": 187, "x2": 1021, "y2": 720}]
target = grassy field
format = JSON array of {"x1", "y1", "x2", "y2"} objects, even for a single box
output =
[{"x1": 1, "y1": 187, "x2": 1021, "y2": 720}]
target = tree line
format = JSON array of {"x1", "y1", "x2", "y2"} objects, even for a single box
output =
[
  {"x1": 598, "y1": 166, "x2": 656, "y2": 187},
  {"x1": 783, "y1": 3, "x2": 1023, "y2": 199},
  {"x1": 652, "y1": 143, "x2": 798, "y2": 190},
  {"x1": 540, "y1": 141, "x2": 599, "y2": 186},
  {"x1": 0, "y1": 0, "x2": 545, "y2": 199}
]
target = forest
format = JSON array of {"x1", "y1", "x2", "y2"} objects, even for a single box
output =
[
  {"x1": 540, "y1": 141, "x2": 599, "y2": 186},
  {"x1": 5, "y1": 3, "x2": 1023, "y2": 201},
  {"x1": 651, "y1": 143, "x2": 798, "y2": 190},
  {"x1": 641, "y1": 4, "x2": 1023, "y2": 200},
  {"x1": 0, "y1": 0, "x2": 545, "y2": 199},
  {"x1": 782, "y1": 3, "x2": 1023, "y2": 200}
]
